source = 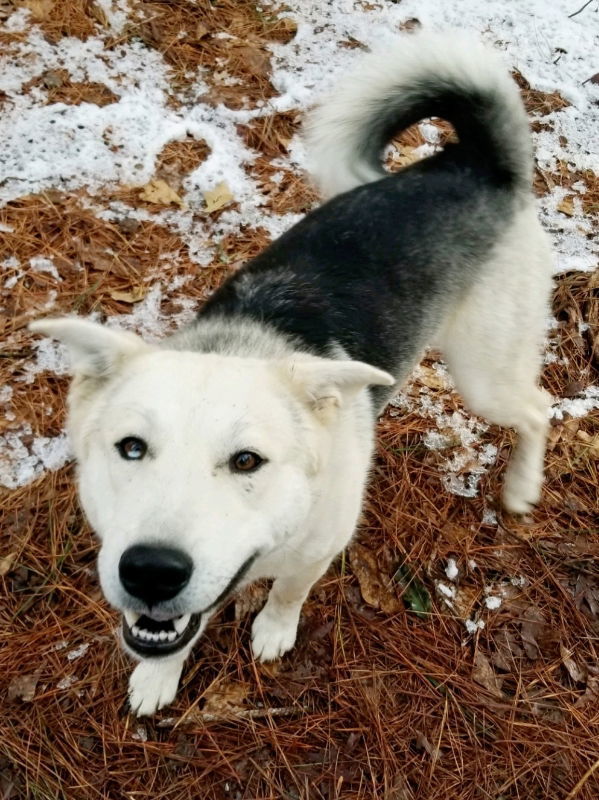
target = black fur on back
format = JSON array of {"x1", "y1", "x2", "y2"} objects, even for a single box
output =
[{"x1": 198, "y1": 148, "x2": 514, "y2": 386}]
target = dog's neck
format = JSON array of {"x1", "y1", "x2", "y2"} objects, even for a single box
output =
[{"x1": 165, "y1": 315, "x2": 304, "y2": 361}]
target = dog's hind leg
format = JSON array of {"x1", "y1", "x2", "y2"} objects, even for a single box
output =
[
  {"x1": 438, "y1": 217, "x2": 553, "y2": 514},
  {"x1": 251, "y1": 556, "x2": 332, "y2": 662},
  {"x1": 442, "y1": 346, "x2": 550, "y2": 514}
]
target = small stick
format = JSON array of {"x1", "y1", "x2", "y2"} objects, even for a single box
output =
[{"x1": 568, "y1": 0, "x2": 594, "y2": 19}]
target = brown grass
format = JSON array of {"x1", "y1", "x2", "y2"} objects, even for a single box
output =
[{"x1": 2, "y1": 3, "x2": 599, "y2": 800}]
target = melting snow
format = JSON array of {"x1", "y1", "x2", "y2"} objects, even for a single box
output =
[
  {"x1": 66, "y1": 643, "x2": 90, "y2": 661},
  {"x1": 445, "y1": 559, "x2": 459, "y2": 581},
  {"x1": 1, "y1": 0, "x2": 597, "y2": 489}
]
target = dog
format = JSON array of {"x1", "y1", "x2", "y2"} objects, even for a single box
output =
[{"x1": 30, "y1": 32, "x2": 553, "y2": 715}]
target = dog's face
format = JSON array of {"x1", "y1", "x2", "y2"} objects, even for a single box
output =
[{"x1": 31, "y1": 318, "x2": 392, "y2": 660}]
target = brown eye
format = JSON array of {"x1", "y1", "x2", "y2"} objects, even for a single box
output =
[
  {"x1": 116, "y1": 437, "x2": 147, "y2": 461},
  {"x1": 230, "y1": 451, "x2": 264, "y2": 473}
]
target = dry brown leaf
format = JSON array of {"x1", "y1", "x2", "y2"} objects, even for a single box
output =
[
  {"x1": 21, "y1": 0, "x2": 53, "y2": 20},
  {"x1": 349, "y1": 543, "x2": 402, "y2": 614},
  {"x1": 560, "y1": 643, "x2": 588, "y2": 684},
  {"x1": 452, "y1": 585, "x2": 480, "y2": 620},
  {"x1": 203, "y1": 181, "x2": 234, "y2": 213},
  {"x1": 557, "y1": 196, "x2": 575, "y2": 216},
  {"x1": 8, "y1": 671, "x2": 41, "y2": 702},
  {"x1": 399, "y1": 17, "x2": 422, "y2": 32},
  {"x1": 492, "y1": 626, "x2": 525, "y2": 671},
  {"x1": 109, "y1": 287, "x2": 147, "y2": 304},
  {"x1": 472, "y1": 651, "x2": 504, "y2": 698},
  {"x1": 575, "y1": 675, "x2": 599, "y2": 708},
  {"x1": 575, "y1": 429, "x2": 599, "y2": 459},
  {"x1": 0, "y1": 551, "x2": 17, "y2": 576},
  {"x1": 88, "y1": 1, "x2": 108, "y2": 26},
  {"x1": 393, "y1": 145, "x2": 421, "y2": 168},
  {"x1": 520, "y1": 607, "x2": 547, "y2": 660},
  {"x1": 203, "y1": 681, "x2": 250, "y2": 716},
  {"x1": 194, "y1": 21, "x2": 209, "y2": 40},
  {"x1": 139, "y1": 179, "x2": 184, "y2": 207},
  {"x1": 417, "y1": 365, "x2": 448, "y2": 390}
]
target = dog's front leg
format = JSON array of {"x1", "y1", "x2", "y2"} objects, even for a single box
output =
[
  {"x1": 128, "y1": 653, "x2": 186, "y2": 716},
  {"x1": 251, "y1": 556, "x2": 332, "y2": 662}
]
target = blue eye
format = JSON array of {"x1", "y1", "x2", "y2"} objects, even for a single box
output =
[{"x1": 116, "y1": 437, "x2": 147, "y2": 461}]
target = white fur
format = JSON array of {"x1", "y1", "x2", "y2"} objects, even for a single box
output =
[
  {"x1": 28, "y1": 33, "x2": 554, "y2": 716},
  {"x1": 30, "y1": 320, "x2": 392, "y2": 714},
  {"x1": 305, "y1": 30, "x2": 531, "y2": 198},
  {"x1": 433, "y1": 203, "x2": 553, "y2": 513}
]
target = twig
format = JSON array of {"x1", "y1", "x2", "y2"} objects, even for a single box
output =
[
  {"x1": 565, "y1": 755, "x2": 599, "y2": 799},
  {"x1": 568, "y1": 0, "x2": 595, "y2": 19}
]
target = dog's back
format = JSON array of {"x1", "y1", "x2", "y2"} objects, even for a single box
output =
[{"x1": 200, "y1": 32, "x2": 540, "y2": 397}]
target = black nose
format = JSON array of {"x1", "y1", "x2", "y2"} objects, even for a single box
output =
[{"x1": 119, "y1": 544, "x2": 193, "y2": 606}]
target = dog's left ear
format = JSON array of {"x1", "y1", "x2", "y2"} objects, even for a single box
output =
[
  {"x1": 283, "y1": 357, "x2": 394, "y2": 418},
  {"x1": 29, "y1": 317, "x2": 149, "y2": 378}
]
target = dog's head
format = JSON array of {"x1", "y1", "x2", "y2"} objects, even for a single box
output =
[{"x1": 31, "y1": 317, "x2": 393, "y2": 659}]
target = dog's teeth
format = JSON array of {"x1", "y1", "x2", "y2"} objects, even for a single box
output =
[
  {"x1": 167, "y1": 631, "x2": 177, "y2": 641},
  {"x1": 159, "y1": 631, "x2": 168, "y2": 641},
  {"x1": 124, "y1": 610, "x2": 141, "y2": 628},
  {"x1": 173, "y1": 614, "x2": 191, "y2": 635},
  {"x1": 132, "y1": 625, "x2": 140, "y2": 637}
]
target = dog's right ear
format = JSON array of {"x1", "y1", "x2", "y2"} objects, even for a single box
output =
[
  {"x1": 281, "y1": 357, "x2": 395, "y2": 422},
  {"x1": 29, "y1": 317, "x2": 149, "y2": 378}
]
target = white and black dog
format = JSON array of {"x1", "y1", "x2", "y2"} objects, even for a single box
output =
[{"x1": 31, "y1": 32, "x2": 553, "y2": 715}]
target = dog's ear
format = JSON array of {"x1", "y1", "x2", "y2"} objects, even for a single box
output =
[
  {"x1": 29, "y1": 317, "x2": 149, "y2": 378},
  {"x1": 283, "y1": 357, "x2": 394, "y2": 419}
]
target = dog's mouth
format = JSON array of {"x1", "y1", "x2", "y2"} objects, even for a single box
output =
[{"x1": 122, "y1": 610, "x2": 202, "y2": 657}]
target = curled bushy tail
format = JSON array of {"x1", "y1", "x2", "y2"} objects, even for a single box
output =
[{"x1": 305, "y1": 31, "x2": 532, "y2": 198}]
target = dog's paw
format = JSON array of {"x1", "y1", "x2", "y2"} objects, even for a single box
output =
[
  {"x1": 502, "y1": 466, "x2": 541, "y2": 515},
  {"x1": 251, "y1": 605, "x2": 299, "y2": 662},
  {"x1": 128, "y1": 659, "x2": 183, "y2": 717}
]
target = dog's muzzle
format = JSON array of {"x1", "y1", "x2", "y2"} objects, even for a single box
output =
[{"x1": 122, "y1": 610, "x2": 202, "y2": 657}]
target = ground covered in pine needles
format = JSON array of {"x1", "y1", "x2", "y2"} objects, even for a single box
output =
[{"x1": 1, "y1": 1, "x2": 599, "y2": 799}]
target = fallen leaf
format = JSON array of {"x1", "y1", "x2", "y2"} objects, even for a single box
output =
[
  {"x1": 520, "y1": 607, "x2": 548, "y2": 660},
  {"x1": 8, "y1": 671, "x2": 41, "y2": 702},
  {"x1": 203, "y1": 681, "x2": 250, "y2": 716},
  {"x1": 399, "y1": 17, "x2": 422, "y2": 32},
  {"x1": 109, "y1": 287, "x2": 147, "y2": 304},
  {"x1": 392, "y1": 145, "x2": 421, "y2": 168},
  {"x1": 0, "y1": 551, "x2": 17, "y2": 576},
  {"x1": 194, "y1": 21, "x2": 210, "y2": 40},
  {"x1": 575, "y1": 675, "x2": 599, "y2": 708},
  {"x1": 350, "y1": 544, "x2": 403, "y2": 614},
  {"x1": 41, "y1": 69, "x2": 66, "y2": 89},
  {"x1": 414, "y1": 731, "x2": 436, "y2": 756},
  {"x1": 472, "y1": 651, "x2": 504, "y2": 698},
  {"x1": 22, "y1": 0, "x2": 53, "y2": 20},
  {"x1": 139, "y1": 179, "x2": 184, "y2": 207},
  {"x1": 452, "y1": 585, "x2": 480, "y2": 620},
  {"x1": 203, "y1": 181, "x2": 234, "y2": 213},
  {"x1": 417, "y1": 364, "x2": 448, "y2": 390},
  {"x1": 236, "y1": 45, "x2": 271, "y2": 79},
  {"x1": 492, "y1": 627, "x2": 525, "y2": 671},
  {"x1": 88, "y1": 1, "x2": 109, "y2": 26},
  {"x1": 557, "y1": 196, "x2": 575, "y2": 216},
  {"x1": 560, "y1": 643, "x2": 588, "y2": 684},
  {"x1": 575, "y1": 429, "x2": 599, "y2": 459}
]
